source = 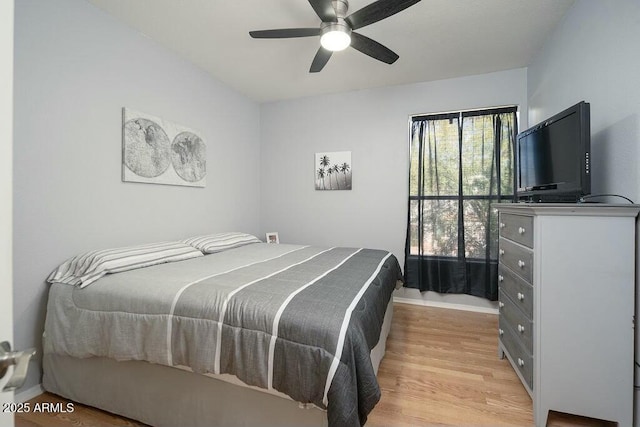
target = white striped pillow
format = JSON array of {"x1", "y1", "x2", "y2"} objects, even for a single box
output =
[
  {"x1": 47, "y1": 241, "x2": 203, "y2": 288},
  {"x1": 183, "y1": 232, "x2": 261, "y2": 254}
]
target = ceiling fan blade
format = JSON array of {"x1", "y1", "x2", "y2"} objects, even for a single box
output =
[
  {"x1": 249, "y1": 28, "x2": 321, "y2": 39},
  {"x1": 346, "y1": 0, "x2": 422, "y2": 30},
  {"x1": 350, "y1": 32, "x2": 399, "y2": 64},
  {"x1": 308, "y1": 0, "x2": 337, "y2": 23},
  {"x1": 310, "y1": 47, "x2": 333, "y2": 73}
]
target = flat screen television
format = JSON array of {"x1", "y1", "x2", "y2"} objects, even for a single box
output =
[{"x1": 517, "y1": 101, "x2": 591, "y2": 202}]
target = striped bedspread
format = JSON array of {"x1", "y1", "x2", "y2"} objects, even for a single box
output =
[{"x1": 44, "y1": 243, "x2": 402, "y2": 426}]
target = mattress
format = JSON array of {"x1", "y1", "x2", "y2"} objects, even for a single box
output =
[{"x1": 44, "y1": 243, "x2": 402, "y2": 427}]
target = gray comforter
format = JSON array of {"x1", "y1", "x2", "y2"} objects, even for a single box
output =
[{"x1": 44, "y1": 243, "x2": 402, "y2": 427}]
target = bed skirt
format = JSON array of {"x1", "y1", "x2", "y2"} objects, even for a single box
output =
[{"x1": 42, "y1": 301, "x2": 393, "y2": 427}]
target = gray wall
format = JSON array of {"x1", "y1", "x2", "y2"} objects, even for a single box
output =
[
  {"x1": 526, "y1": 0, "x2": 640, "y2": 421},
  {"x1": 13, "y1": 0, "x2": 261, "y2": 390},
  {"x1": 259, "y1": 68, "x2": 528, "y2": 311}
]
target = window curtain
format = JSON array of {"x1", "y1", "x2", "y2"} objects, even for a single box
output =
[{"x1": 404, "y1": 107, "x2": 517, "y2": 300}]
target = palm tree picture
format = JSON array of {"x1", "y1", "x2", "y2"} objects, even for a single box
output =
[{"x1": 315, "y1": 151, "x2": 352, "y2": 190}]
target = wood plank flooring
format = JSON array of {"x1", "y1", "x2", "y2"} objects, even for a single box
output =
[
  {"x1": 16, "y1": 303, "x2": 608, "y2": 426},
  {"x1": 367, "y1": 303, "x2": 534, "y2": 426}
]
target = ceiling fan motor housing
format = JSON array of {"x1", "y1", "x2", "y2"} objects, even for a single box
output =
[{"x1": 320, "y1": 0, "x2": 351, "y2": 51}]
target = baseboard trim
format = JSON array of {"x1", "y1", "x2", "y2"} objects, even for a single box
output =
[
  {"x1": 393, "y1": 296, "x2": 499, "y2": 315},
  {"x1": 14, "y1": 383, "x2": 44, "y2": 403}
]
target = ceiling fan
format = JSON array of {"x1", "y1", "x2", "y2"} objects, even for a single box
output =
[{"x1": 249, "y1": 0, "x2": 422, "y2": 73}]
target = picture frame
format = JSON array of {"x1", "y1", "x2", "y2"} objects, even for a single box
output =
[
  {"x1": 315, "y1": 151, "x2": 351, "y2": 190},
  {"x1": 265, "y1": 232, "x2": 279, "y2": 244},
  {"x1": 122, "y1": 108, "x2": 206, "y2": 188}
]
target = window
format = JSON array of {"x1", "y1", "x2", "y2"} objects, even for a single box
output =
[{"x1": 404, "y1": 107, "x2": 517, "y2": 300}]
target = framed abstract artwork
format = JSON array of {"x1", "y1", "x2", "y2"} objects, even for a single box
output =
[{"x1": 122, "y1": 108, "x2": 206, "y2": 187}]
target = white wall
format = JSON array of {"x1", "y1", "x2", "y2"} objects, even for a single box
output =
[
  {"x1": 260, "y1": 68, "x2": 528, "y2": 311},
  {"x1": 0, "y1": 0, "x2": 14, "y2": 420},
  {"x1": 13, "y1": 0, "x2": 261, "y2": 391},
  {"x1": 526, "y1": 0, "x2": 640, "y2": 422}
]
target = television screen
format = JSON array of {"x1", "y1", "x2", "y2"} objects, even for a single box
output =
[{"x1": 519, "y1": 112, "x2": 581, "y2": 189}]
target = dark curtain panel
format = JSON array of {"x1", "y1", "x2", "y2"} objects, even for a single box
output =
[{"x1": 404, "y1": 107, "x2": 517, "y2": 300}]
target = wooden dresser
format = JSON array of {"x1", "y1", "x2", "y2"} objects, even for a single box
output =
[{"x1": 495, "y1": 203, "x2": 639, "y2": 427}]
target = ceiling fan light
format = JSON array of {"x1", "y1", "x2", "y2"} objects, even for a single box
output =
[
  {"x1": 320, "y1": 30, "x2": 351, "y2": 51},
  {"x1": 320, "y1": 20, "x2": 352, "y2": 52}
]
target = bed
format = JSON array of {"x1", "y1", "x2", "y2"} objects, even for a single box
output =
[{"x1": 42, "y1": 237, "x2": 402, "y2": 427}]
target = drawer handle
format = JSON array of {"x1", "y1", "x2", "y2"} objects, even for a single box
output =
[
  {"x1": 517, "y1": 292, "x2": 524, "y2": 301},
  {"x1": 498, "y1": 301, "x2": 505, "y2": 308},
  {"x1": 518, "y1": 260, "x2": 525, "y2": 268},
  {"x1": 499, "y1": 249, "x2": 505, "y2": 256},
  {"x1": 498, "y1": 328, "x2": 504, "y2": 336},
  {"x1": 499, "y1": 222, "x2": 505, "y2": 229},
  {"x1": 517, "y1": 324, "x2": 525, "y2": 333},
  {"x1": 517, "y1": 358, "x2": 525, "y2": 367},
  {"x1": 498, "y1": 275, "x2": 504, "y2": 282},
  {"x1": 518, "y1": 227, "x2": 526, "y2": 235}
]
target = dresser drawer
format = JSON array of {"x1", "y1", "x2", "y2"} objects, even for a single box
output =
[
  {"x1": 499, "y1": 289, "x2": 533, "y2": 354},
  {"x1": 499, "y1": 213, "x2": 533, "y2": 248},
  {"x1": 499, "y1": 316, "x2": 533, "y2": 391},
  {"x1": 498, "y1": 264, "x2": 533, "y2": 318},
  {"x1": 499, "y1": 238, "x2": 533, "y2": 284}
]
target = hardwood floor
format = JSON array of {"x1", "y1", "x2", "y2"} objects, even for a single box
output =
[
  {"x1": 16, "y1": 303, "x2": 609, "y2": 426},
  {"x1": 367, "y1": 303, "x2": 534, "y2": 426}
]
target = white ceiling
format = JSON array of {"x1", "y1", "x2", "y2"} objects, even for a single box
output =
[{"x1": 86, "y1": 0, "x2": 575, "y2": 103}]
